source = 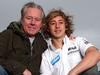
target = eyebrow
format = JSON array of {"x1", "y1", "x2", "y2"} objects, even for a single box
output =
[{"x1": 50, "y1": 19, "x2": 64, "y2": 22}]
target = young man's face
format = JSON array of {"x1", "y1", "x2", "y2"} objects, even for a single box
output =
[
  {"x1": 21, "y1": 7, "x2": 42, "y2": 37},
  {"x1": 48, "y1": 16, "x2": 66, "y2": 39}
]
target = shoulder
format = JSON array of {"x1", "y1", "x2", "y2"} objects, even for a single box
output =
[
  {"x1": 0, "y1": 29, "x2": 14, "y2": 44},
  {"x1": 72, "y1": 36, "x2": 87, "y2": 41},
  {"x1": 75, "y1": 36, "x2": 89, "y2": 44},
  {"x1": 42, "y1": 49, "x2": 49, "y2": 55},
  {"x1": 0, "y1": 29, "x2": 13, "y2": 37},
  {"x1": 42, "y1": 48, "x2": 52, "y2": 59},
  {"x1": 68, "y1": 36, "x2": 88, "y2": 44},
  {"x1": 68, "y1": 35, "x2": 84, "y2": 41},
  {"x1": 67, "y1": 35, "x2": 84, "y2": 41}
]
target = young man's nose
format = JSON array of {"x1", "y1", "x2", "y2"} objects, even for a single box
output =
[{"x1": 56, "y1": 23, "x2": 60, "y2": 28}]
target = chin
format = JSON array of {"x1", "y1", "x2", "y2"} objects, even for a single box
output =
[{"x1": 27, "y1": 32, "x2": 35, "y2": 37}]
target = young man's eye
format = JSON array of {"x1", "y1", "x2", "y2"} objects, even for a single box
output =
[
  {"x1": 51, "y1": 23, "x2": 55, "y2": 25},
  {"x1": 59, "y1": 21, "x2": 64, "y2": 24},
  {"x1": 49, "y1": 22, "x2": 55, "y2": 25}
]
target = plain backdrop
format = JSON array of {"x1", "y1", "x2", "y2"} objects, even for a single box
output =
[{"x1": 0, "y1": 0, "x2": 100, "y2": 70}]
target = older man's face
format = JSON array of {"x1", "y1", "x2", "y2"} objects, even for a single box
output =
[{"x1": 21, "y1": 7, "x2": 42, "y2": 37}]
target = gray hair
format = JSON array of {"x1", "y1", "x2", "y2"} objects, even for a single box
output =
[{"x1": 21, "y1": 2, "x2": 45, "y2": 21}]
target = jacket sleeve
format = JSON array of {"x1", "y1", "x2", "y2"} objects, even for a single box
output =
[
  {"x1": 1, "y1": 59, "x2": 27, "y2": 75},
  {"x1": 76, "y1": 37, "x2": 94, "y2": 56},
  {"x1": 0, "y1": 30, "x2": 27, "y2": 75}
]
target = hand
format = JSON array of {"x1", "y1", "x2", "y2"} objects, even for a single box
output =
[
  {"x1": 69, "y1": 34, "x2": 75, "y2": 40},
  {"x1": 23, "y1": 69, "x2": 32, "y2": 75}
]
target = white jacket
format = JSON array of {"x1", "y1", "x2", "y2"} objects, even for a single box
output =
[{"x1": 40, "y1": 35, "x2": 94, "y2": 75}]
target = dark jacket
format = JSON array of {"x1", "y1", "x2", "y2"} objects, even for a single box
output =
[{"x1": 0, "y1": 21, "x2": 47, "y2": 75}]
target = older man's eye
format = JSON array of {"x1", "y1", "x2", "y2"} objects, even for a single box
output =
[
  {"x1": 26, "y1": 17, "x2": 32, "y2": 20},
  {"x1": 34, "y1": 18, "x2": 41, "y2": 21}
]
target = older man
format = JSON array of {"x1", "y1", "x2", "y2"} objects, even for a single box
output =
[{"x1": 0, "y1": 2, "x2": 47, "y2": 75}]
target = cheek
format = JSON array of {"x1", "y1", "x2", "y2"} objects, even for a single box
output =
[
  {"x1": 22, "y1": 19, "x2": 30, "y2": 27},
  {"x1": 22, "y1": 18, "x2": 30, "y2": 24},
  {"x1": 61, "y1": 25, "x2": 66, "y2": 30},
  {"x1": 37, "y1": 22, "x2": 42, "y2": 28},
  {"x1": 63, "y1": 26, "x2": 66, "y2": 30},
  {"x1": 22, "y1": 24, "x2": 28, "y2": 32},
  {"x1": 49, "y1": 27, "x2": 54, "y2": 34},
  {"x1": 49, "y1": 25, "x2": 54, "y2": 30},
  {"x1": 22, "y1": 22, "x2": 29, "y2": 31}
]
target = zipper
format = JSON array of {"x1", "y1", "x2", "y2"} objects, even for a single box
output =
[{"x1": 30, "y1": 44, "x2": 33, "y2": 56}]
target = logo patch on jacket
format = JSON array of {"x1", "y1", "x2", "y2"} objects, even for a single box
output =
[
  {"x1": 68, "y1": 46, "x2": 77, "y2": 51},
  {"x1": 83, "y1": 39, "x2": 89, "y2": 44},
  {"x1": 68, "y1": 46, "x2": 79, "y2": 55},
  {"x1": 51, "y1": 54, "x2": 60, "y2": 65}
]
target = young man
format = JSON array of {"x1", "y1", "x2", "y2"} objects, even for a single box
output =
[
  {"x1": 40, "y1": 9, "x2": 100, "y2": 75},
  {"x1": 0, "y1": 2, "x2": 47, "y2": 75}
]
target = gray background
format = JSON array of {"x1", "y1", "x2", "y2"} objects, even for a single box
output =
[{"x1": 0, "y1": 0, "x2": 100, "y2": 70}]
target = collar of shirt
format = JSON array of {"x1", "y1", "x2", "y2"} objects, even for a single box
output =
[
  {"x1": 48, "y1": 35, "x2": 69, "y2": 52},
  {"x1": 29, "y1": 37, "x2": 35, "y2": 45}
]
